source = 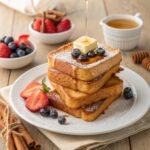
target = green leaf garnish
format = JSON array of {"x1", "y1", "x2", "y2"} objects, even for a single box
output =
[{"x1": 41, "y1": 78, "x2": 51, "y2": 93}]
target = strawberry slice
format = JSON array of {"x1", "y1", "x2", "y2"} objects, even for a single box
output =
[
  {"x1": 20, "y1": 82, "x2": 41, "y2": 99},
  {"x1": 25, "y1": 89, "x2": 49, "y2": 112},
  {"x1": 18, "y1": 34, "x2": 29, "y2": 42},
  {"x1": 17, "y1": 34, "x2": 31, "y2": 46}
]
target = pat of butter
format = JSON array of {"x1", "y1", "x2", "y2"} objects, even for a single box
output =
[{"x1": 73, "y1": 36, "x2": 98, "y2": 54}]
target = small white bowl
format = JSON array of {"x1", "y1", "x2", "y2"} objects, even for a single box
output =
[
  {"x1": 29, "y1": 22, "x2": 74, "y2": 44},
  {"x1": 100, "y1": 13, "x2": 143, "y2": 51},
  {"x1": 0, "y1": 43, "x2": 37, "y2": 69}
]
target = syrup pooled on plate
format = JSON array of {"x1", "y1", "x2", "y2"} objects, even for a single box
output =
[{"x1": 107, "y1": 19, "x2": 138, "y2": 29}]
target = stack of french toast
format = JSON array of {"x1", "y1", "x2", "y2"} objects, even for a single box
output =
[{"x1": 48, "y1": 36, "x2": 123, "y2": 121}]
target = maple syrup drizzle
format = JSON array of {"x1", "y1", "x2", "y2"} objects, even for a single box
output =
[
  {"x1": 73, "y1": 55, "x2": 106, "y2": 65},
  {"x1": 85, "y1": 0, "x2": 88, "y2": 35}
]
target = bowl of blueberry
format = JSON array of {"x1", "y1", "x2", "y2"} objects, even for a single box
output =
[{"x1": 0, "y1": 34, "x2": 37, "y2": 69}]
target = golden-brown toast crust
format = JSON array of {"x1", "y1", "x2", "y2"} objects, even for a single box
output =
[
  {"x1": 48, "y1": 92, "x2": 120, "y2": 121},
  {"x1": 51, "y1": 77, "x2": 123, "y2": 109},
  {"x1": 48, "y1": 65, "x2": 120, "y2": 94},
  {"x1": 48, "y1": 43, "x2": 122, "y2": 81}
]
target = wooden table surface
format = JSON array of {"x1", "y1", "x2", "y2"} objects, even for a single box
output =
[{"x1": 0, "y1": 0, "x2": 150, "y2": 149}]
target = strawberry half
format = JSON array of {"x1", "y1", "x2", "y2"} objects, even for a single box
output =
[
  {"x1": 25, "y1": 89, "x2": 49, "y2": 112},
  {"x1": 45, "y1": 19, "x2": 56, "y2": 33},
  {"x1": 32, "y1": 18, "x2": 42, "y2": 32},
  {"x1": 20, "y1": 82, "x2": 41, "y2": 99},
  {"x1": 57, "y1": 18, "x2": 71, "y2": 32},
  {"x1": 0, "y1": 43, "x2": 12, "y2": 58}
]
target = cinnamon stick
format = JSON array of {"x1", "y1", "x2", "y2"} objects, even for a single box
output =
[
  {"x1": 9, "y1": 114, "x2": 37, "y2": 149},
  {"x1": 10, "y1": 116, "x2": 29, "y2": 150},
  {"x1": 0, "y1": 102, "x2": 5, "y2": 115},
  {"x1": 36, "y1": 9, "x2": 65, "y2": 22},
  {"x1": 40, "y1": 12, "x2": 46, "y2": 33},
  {"x1": 18, "y1": 127, "x2": 35, "y2": 148},
  {"x1": 48, "y1": 9, "x2": 65, "y2": 17},
  {"x1": 0, "y1": 99, "x2": 41, "y2": 150},
  {"x1": 37, "y1": 13, "x2": 57, "y2": 21},
  {"x1": 35, "y1": 143, "x2": 41, "y2": 150},
  {"x1": 8, "y1": 133, "x2": 17, "y2": 150},
  {"x1": 0, "y1": 119, "x2": 4, "y2": 129},
  {"x1": 46, "y1": 14, "x2": 57, "y2": 20},
  {"x1": 0, "y1": 103, "x2": 5, "y2": 129},
  {"x1": 12, "y1": 133, "x2": 29, "y2": 150}
]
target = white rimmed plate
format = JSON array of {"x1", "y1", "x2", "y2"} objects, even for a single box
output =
[{"x1": 9, "y1": 63, "x2": 150, "y2": 135}]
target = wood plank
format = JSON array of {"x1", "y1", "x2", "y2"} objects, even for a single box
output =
[
  {"x1": 0, "y1": 3, "x2": 14, "y2": 88},
  {"x1": 103, "y1": 138, "x2": 130, "y2": 150},
  {"x1": 130, "y1": 129, "x2": 150, "y2": 150},
  {"x1": 87, "y1": 0, "x2": 106, "y2": 42},
  {"x1": 104, "y1": 0, "x2": 150, "y2": 150},
  {"x1": 0, "y1": 3, "x2": 15, "y2": 150}
]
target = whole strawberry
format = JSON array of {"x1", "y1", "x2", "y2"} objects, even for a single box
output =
[
  {"x1": 0, "y1": 43, "x2": 12, "y2": 58},
  {"x1": 32, "y1": 18, "x2": 42, "y2": 32},
  {"x1": 57, "y1": 18, "x2": 71, "y2": 32},
  {"x1": 45, "y1": 19, "x2": 56, "y2": 33}
]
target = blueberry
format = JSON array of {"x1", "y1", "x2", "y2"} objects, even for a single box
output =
[
  {"x1": 123, "y1": 87, "x2": 134, "y2": 99},
  {"x1": 4, "y1": 36, "x2": 14, "y2": 45},
  {"x1": 25, "y1": 47, "x2": 33, "y2": 54},
  {"x1": 40, "y1": 108, "x2": 50, "y2": 117},
  {"x1": 8, "y1": 42, "x2": 17, "y2": 51},
  {"x1": 16, "y1": 49, "x2": 26, "y2": 57},
  {"x1": 19, "y1": 42, "x2": 26, "y2": 50},
  {"x1": 58, "y1": 116, "x2": 66, "y2": 125},
  {"x1": 78, "y1": 54, "x2": 88, "y2": 61},
  {"x1": 96, "y1": 48, "x2": 105, "y2": 56},
  {"x1": 71, "y1": 48, "x2": 81, "y2": 58},
  {"x1": 124, "y1": 87, "x2": 131, "y2": 93},
  {"x1": 50, "y1": 109, "x2": 58, "y2": 119},
  {"x1": 0, "y1": 36, "x2": 6, "y2": 42},
  {"x1": 10, "y1": 53, "x2": 18, "y2": 58},
  {"x1": 87, "y1": 50, "x2": 96, "y2": 58},
  {"x1": 15, "y1": 48, "x2": 21, "y2": 53}
]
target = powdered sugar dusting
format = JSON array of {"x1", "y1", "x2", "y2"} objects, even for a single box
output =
[
  {"x1": 54, "y1": 49, "x2": 119, "y2": 69},
  {"x1": 83, "y1": 100, "x2": 105, "y2": 112}
]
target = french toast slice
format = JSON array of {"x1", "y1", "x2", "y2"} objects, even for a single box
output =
[
  {"x1": 48, "y1": 43, "x2": 122, "y2": 81},
  {"x1": 48, "y1": 65, "x2": 120, "y2": 94},
  {"x1": 51, "y1": 76, "x2": 123, "y2": 109},
  {"x1": 48, "y1": 92, "x2": 120, "y2": 121}
]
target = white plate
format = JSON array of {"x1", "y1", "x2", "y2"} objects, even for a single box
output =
[{"x1": 9, "y1": 63, "x2": 150, "y2": 135}]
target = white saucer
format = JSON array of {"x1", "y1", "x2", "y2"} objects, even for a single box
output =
[{"x1": 9, "y1": 63, "x2": 150, "y2": 135}]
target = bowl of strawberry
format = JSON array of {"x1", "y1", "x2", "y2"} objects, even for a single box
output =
[
  {"x1": 29, "y1": 17, "x2": 74, "y2": 44},
  {"x1": 0, "y1": 35, "x2": 36, "y2": 69}
]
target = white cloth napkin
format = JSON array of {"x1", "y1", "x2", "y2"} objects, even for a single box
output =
[
  {"x1": 0, "y1": 0, "x2": 61, "y2": 16},
  {"x1": 1, "y1": 86, "x2": 150, "y2": 150}
]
